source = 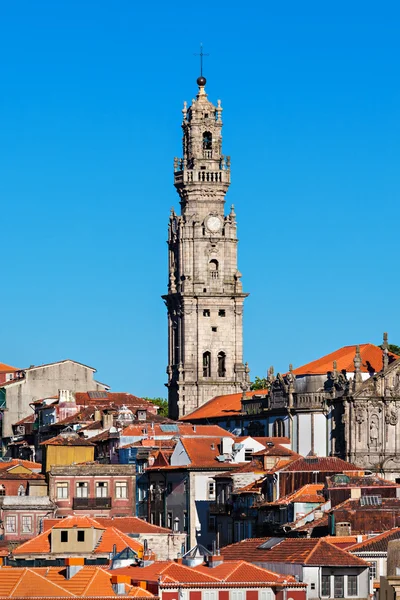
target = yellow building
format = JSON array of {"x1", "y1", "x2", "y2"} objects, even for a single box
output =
[{"x1": 41, "y1": 432, "x2": 94, "y2": 473}]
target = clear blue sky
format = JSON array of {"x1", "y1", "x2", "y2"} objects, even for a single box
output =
[{"x1": 1, "y1": 1, "x2": 400, "y2": 397}]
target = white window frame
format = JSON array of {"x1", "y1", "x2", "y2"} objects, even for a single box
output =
[
  {"x1": 56, "y1": 482, "x2": 69, "y2": 499},
  {"x1": 95, "y1": 481, "x2": 108, "y2": 498},
  {"x1": 76, "y1": 482, "x2": 88, "y2": 498},
  {"x1": 115, "y1": 482, "x2": 128, "y2": 499},
  {"x1": 21, "y1": 515, "x2": 32, "y2": 533},
  {"x1": 5, "y1": 516, "x2": 16, "y2": 533}
]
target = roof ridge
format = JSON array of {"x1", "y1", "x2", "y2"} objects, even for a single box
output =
[
  {"x1": 15, "y1": 567, "x2": 77, "y2": 597},
  {"x1": 82, "y1": 567, "x2": 102, "y2": 595}
]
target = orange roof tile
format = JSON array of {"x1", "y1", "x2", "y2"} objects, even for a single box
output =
[
  {"x1": 348, "y1": 527, "x2": 400, "y2": 552},
  {"x1": 267, "y1": 484, "x2": 324, "y2": 505},
  {"x1": 179, "y1": 390, "x2": 268, "y2": 421},
  {"x1": 0, "y1": 565, "x2": 155, "y2": 597},
  {"x1": 44, "y1": 516, "x2": 173, "y2": 535},
  {"x1": 0, "y1": 459, "x2": 42, "y2": 472},
  {"x1": 280, "y1": 456, "x2": 361, "y2": 472},
  {"x1": 193, "y1": 560, "x2": 297, "y2": 584},
  {"x1": 0, "y1": 362, "x2": 19, "y2": 372},
  {"x1": 122, "y1": 423, "x2": 232, "y2": 438},
  {"x1": 13, "y1": 517, "x2": 144, "y2": 557},
  {"x1": 221, "y1": 537, "x2": 368, "y2": 567},
  {"x1": 292, "y1": 343, "x2": 399, "y2": 376},
  {"x1": 40, "y1": 434, "x2": 94, "y2": 446}
]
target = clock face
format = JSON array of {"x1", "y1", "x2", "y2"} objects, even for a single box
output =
[{"x1": 206, "y1": 215, "x2": 222, "y2": 233}]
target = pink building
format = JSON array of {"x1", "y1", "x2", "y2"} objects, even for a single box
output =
[{"x1": 49, "y1": 463, "x2": 136, "y2": 517}]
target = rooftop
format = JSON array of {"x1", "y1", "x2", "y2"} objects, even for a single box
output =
[
  {"x1": 179, "y1": 390, "x2": 268, "y2": 421},
  {"x1": 221, "y1": 537, "x2": 368, "y2": 567},
  {"x1": 348, "y1": 527, "x2": 400, "y2": 552},
  {"x1": 291, "y1": 343, "x2": 399, "y2": 376},
  {"x1": 279, "y1": 456, "x2": 361, "y2": 473}
]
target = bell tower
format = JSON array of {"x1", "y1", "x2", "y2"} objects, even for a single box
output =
[{"x1": 163, "y1": 75, "x2": 249, "y2": 419}]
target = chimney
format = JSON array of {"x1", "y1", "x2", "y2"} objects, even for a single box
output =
[
  {"x1": 65, "y1": 558, "x2": 84, "y2": 579},
  {"x1": 206, "y1": 554, "x2": 224, "y2": 568},
  {"x1": 111, "y1": 574, "x2": 131, "y2": 595},
  {"x1": 102, "y1": 413, "x2": 113, "y2": 429},
  {"x1": 94, "y1": 409, "x2": 101, "y2": 422}
]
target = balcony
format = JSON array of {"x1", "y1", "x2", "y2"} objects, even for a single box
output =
[
  {"x1": 209, "y1": 502, "x2": 233, "y2": 515},
  {"x1": 73, "y1": 497, "x2": 112, "y2": 510}
]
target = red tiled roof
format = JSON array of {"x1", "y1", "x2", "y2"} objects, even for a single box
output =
[
  {"x1": 0, "y1": 362, "x2": 19, "y2": 372},
  {"x1": 13, "y1": 414, "x2": 35, "y2": 426},
  {"x1": 266, "y1": 484, "x2": 324, "y2": 505},
  {"x1": 13, "y1": 517, "x2": 143, "y2": 557},
  {"x1": 279, "y1": 456, "x2": 361, "y2": 472},
  {"x1": 179, "y1": 390, "x2": 268, "y2": 421},
  {"x1": 0, "y1": 459, "x2": 42, "y2": 472},
  {"x1": 91, "y1": 517, "x2": 174, "y2": 534},
  {"x1": 323, "y1": 535, "x2": 367, "y2": 549},
  {"x1": 75, "y1": 392, "x2": 155, "y2": 408},
  {"x1": 122, "y1": 424, "x2": 232, "y2": 438},
  {"x1": 348, "y1": 527, "x2": 400, "y2": 552},
  {"x1": 111, "y1": 560, "x2": 300, "y2": 586},
  {"x1": 40, "y1": 434, "x2": 95, "y2": 446},
  {"x1": 0, "y1": 565, "x2": 154, "y2": 597},
  {"x1": 292, "y1": 343, "x2": 399, "y2": 376},
  {"x1": 221, "y1": 537, "x2": 368, "y2": 567}
]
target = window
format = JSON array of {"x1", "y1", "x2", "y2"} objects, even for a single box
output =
[
  {"x1": 245, "y1": 448, "x2": 253, "y2": 461},
  {"x1": 0, "y1": 485, "x2": 5, "y2": 496},
  {"x1": 347, "y1": 575, "x2": 358, "y2": 596},
  {"x1": 76, "y1": 482, "x2": 88, "y2": 498},
  {"x1": 208, "y1": 515, "x2": 216, "y2": 531},
  {"x1": 272, "y1": 419, "x2": 285, "y2": 437},
  {"x1": 96, "y1": 482, "x2": 108, "y2": 498},
  {"x1": 61, "y1": 531, "x2": 68, "y2": 542},
  {"x1": 77, "y1": 530, "x2": 85, "y2": 542},
  {"x1": 208, "y1": 481, "x2": 215, "y2": 499},
  {"x1": 369, "y1": 561, "x2": 377, "y2": 580},
  {"x1": 22, "y1": 516, "x2": 32, "y2": 533},
  {"x1": 203, "y1": 352, "x2": 211, "y2": 377},
  {"x1": 203, "y1": 131, "x2": 212, "y2": 150},
  {"x1": 231, "y1": 592, "x2": 244, "y2": 600},
  {"x1": 334, "y1": 575, "x2": 344, "y2": 598},
  {"x1": 167, "y1": 512, "x2": 173, "y2": 529},
  {"x1": 183, "y1": 479, "x2": 188, "y2": 493},
  {"x1": 218, "y1": 309, "x2": 225, "y2": 317},
  {"x1": 218, "y1": 351, "x2": 226, "y2": 377},
  {"x1": 17, "y1": 485, "x2": 25, "y2": 496},
  {"x1": 209, "y1": 259, "x2": 218, "y2": 279},
  {"x1": 183, "y1": 511, "x2": 188, "y2": 531},
  {"x1": 203, "y1": 309, "x2": 210, "y2": 317},
  {"x1": 212, "y1": 326, "x2": 217, "y2": 332},
  {"x1": 115, "y1": 482, "x2": 127, "y2": 499},
  {"x1": 5, "y1": 516, "x2": 16, "y2": 533},
  {"x1": 321, "y1": 576, "x2": 331, "y2": 597},
  {"x1": 56, "y1": 482, "x2": 69, "y2": 499},
  {"x1": 173, "y1": 517, "x2": 179, "y2": 532}
]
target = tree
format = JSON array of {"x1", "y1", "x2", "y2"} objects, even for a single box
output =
[
  {"x1": 144, "y1": 397, "x2": 169, "y2": 417},
  {"x1": 250, "y1": 376, "x2": 269, "y2": 391},
  {"x1": 379, "y1": 344, "x2": 400, "y2": 356}
]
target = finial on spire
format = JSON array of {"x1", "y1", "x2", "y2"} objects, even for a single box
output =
[
  {"x1": 194, "y1": 42, "x2": 209, "y2": 87},
  {"x1": 382, "y1": 331, "x2": 389, "y2": 371},
  {"x1": 353, "y1": 345, "x2": 363, "y2": 391}
]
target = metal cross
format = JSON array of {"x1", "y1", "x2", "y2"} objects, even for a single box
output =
[{"x1": 194, "y1": 42, "x2": 209, "y2": 77}]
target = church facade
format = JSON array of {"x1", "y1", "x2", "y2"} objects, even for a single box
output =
[{"x1": 163, "y1": 76, "x2": 249, "y2": 419}]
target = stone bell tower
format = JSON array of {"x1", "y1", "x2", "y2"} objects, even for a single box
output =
[{"x1": 163, "y1": 75, "x2": 249, "y2": 419}]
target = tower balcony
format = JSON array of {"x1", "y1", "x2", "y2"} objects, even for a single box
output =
[{"x1": 174, "y1": 168, "x2": 231, "y2": 186}]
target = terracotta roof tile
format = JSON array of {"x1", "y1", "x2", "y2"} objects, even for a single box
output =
[
  {"x1": 40, "y1": 434, "x2": 95, "y2": 446},
  {"x1": 265, "y1": 484, "x2": 324, "y2": 505},
  {"x1": 0, "y1": 459, "x2": 42, "y2": 472},
  {"x1": 348, "y1": 527, "x2": 400, "y2": 552},
  {"x1": 0, "y1": 566, "x2": 155, "y2": 598},
  {"x1": 292, "y1": 343, "x2": 399, "y2": 376},
  {"x1": 221, "y1": 537, "x2": 368, "y2": 567},
  {"x1": 179, "y1": 390, "x2": 268, "y2": 421},
  {"x1": 280, "y1": 456, "x2": 361, "y2": 472},
  {"x1": 0, "y1": 362, "x2": 19, "y2": 372}
]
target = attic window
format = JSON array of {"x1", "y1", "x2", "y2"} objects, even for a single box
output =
[
  {"x1": 61, "y1": 531, "x2": 68, "y2": 543},
  {"x1": 77, "y1": 530, "x2": 85, "y2": 542}
]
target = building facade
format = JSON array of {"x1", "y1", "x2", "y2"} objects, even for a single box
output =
[{"x1": 164, "y1": 75, "x2": 249, "y2": 419}]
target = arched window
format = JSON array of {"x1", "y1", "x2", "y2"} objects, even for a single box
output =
[
  {"x1": 203, "y1": 352, "x2": 211, "y2": 377},
  {"x1": 218, "y1": 352, "x2": 226, "y2": 377},
  {"x1": 203, "y1": 131, "x2": 212, "y2": 150},
  {"x1": 272, "y1": 419, "x2": 285, "y2": 437},
  {"x1": 0, "y1": 485, "x2": 5, "y2": 496},
  {"x1": 209, "y1": 259, "x2": 219, "y2": 279}
]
